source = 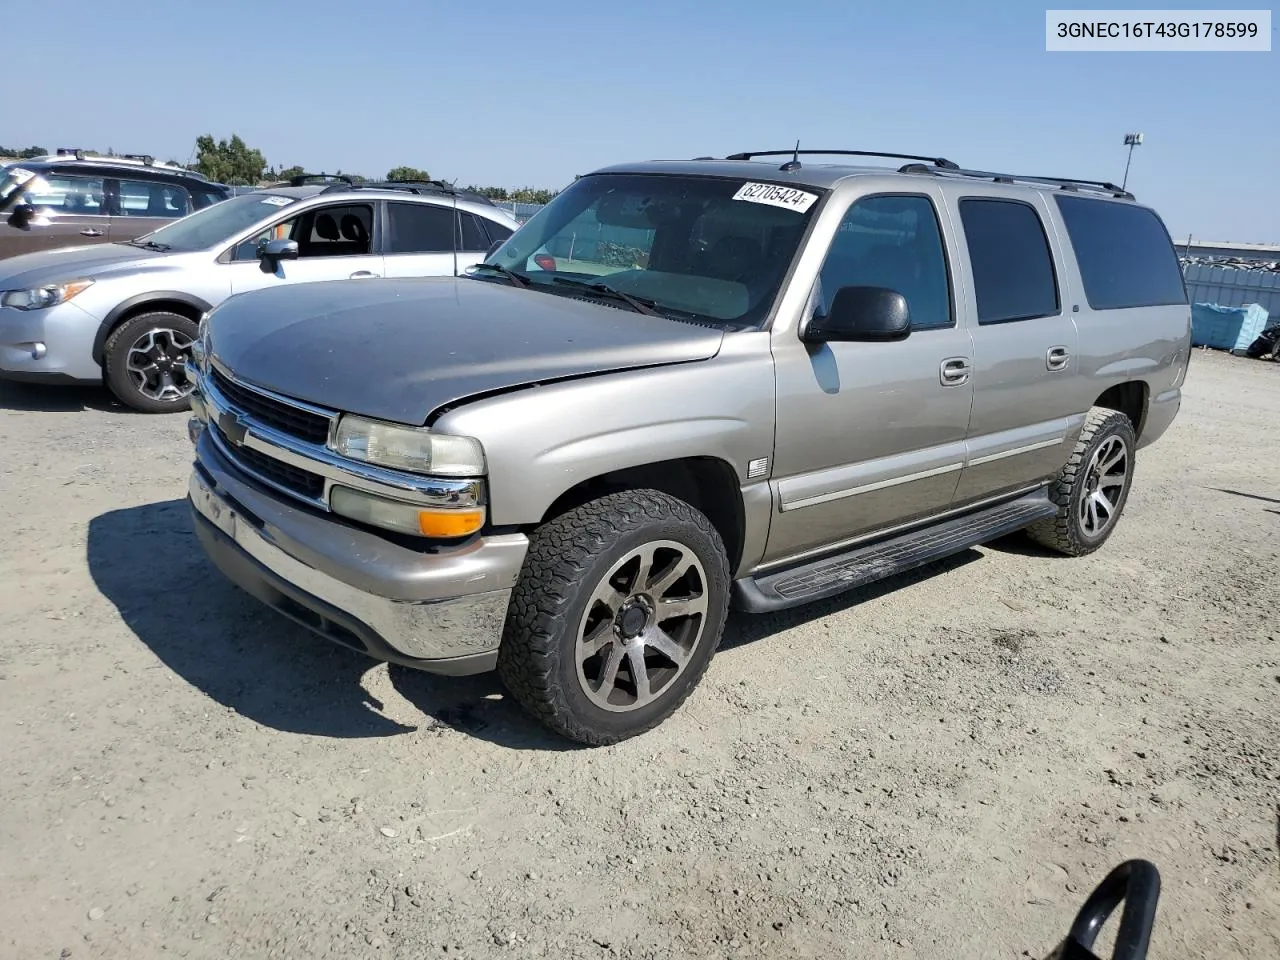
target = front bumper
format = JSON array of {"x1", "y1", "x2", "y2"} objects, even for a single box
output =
[
  {"x1": 0, "y1": 301, "x2": 103, "y2": 383},
  {"x1": 188, "y1": 430, "x2": 528, "y2": 674}
]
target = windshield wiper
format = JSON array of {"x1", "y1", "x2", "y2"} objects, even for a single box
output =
[
  {"x1": 550, "y1": 277, "x2": 662, "y2": 317},
  {"x1": 127, "y1": 239, "x2": 171, "y2": 251},
  {"x1": 469, "y1": 263, "x2": 530, "y2": 287}
]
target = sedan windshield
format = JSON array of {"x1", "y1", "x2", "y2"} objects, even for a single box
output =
[
  {"x1": 126, "y1": 192, "x2": 299, "y2": 252},
  {"x1": 477, "y1": 173, "x2": 824, "y2": 328},
  {"x1": 0, "y1": 166, "x2": 38, "y2": 211}
]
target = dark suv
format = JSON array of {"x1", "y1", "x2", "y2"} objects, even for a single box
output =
[{"x1": 0, "y1": 151, "x2": 229, "y2": 260}]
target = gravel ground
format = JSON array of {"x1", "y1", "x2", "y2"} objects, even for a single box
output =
[{"x1": 0, "y1": 348, "x2": 1277, "y2": 960}]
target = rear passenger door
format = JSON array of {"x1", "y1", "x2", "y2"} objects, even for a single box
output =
[
  {"x1": 381, "y1": 201, "x2": 460, "y2": 277},
  {"x1": 109, "y1": 177, "x2": 193, "y2": 243},
  {"x1": 951, "y1": 193, "x2": 1081, "y2": 504}
]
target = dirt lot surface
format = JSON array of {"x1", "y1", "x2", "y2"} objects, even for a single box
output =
[{"x1": 1, "y1": 349, "x2": 1277, "y2": 960}]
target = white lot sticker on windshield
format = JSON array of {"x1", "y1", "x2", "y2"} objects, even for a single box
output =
[
  {"x1": 732, "y1": 182, "x2": 818, "y2": 213},
  {"x1": 260, "y1": 196, "x2": 291, "y2": 206}
]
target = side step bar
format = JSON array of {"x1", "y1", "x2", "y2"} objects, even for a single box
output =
[{"x1": 732, "y1": 490, "x2": 1058, "y2": 613}]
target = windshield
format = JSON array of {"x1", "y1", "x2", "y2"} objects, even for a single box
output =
[
  {"x1": 128, "y1": 192, "x2": 299, "y2": 252},
  {"x1": 478, "y1": 173, "x2": 824, "y2": 327},
  {"x1": 0, "y1": 166, "x2": 39, "y2": 211}
]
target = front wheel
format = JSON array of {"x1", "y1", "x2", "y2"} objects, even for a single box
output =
[
  {"x1": 102, "y1": 311, "x2": 199, "y2": 413},
  {"x1": 1026, "y1": 406, "x2": 1137, "y2": 557},
  {"x1": 497, "y1": 489, "x2": 731, "y2": 746}
]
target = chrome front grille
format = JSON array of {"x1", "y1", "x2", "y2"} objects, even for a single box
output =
[
  {"x1": 190, "y1": 362, "x2": 485, "y2": 514},
  {"x1": 210, "y1": 367, "x2": 333, "y2": 444}
]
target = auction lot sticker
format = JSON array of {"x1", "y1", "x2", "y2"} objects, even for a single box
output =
[{"x1": 732, "y1": 182, "x2": 818, "y2": 213}]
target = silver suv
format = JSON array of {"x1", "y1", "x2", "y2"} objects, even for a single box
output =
[
  {"x1": 184, "y1": 149, "x2": 1191, "y2": 745},
  {"x1": 0, "y1": 176, "x2": 519, "y2": 411}
]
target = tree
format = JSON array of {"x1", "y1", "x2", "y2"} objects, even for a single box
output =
[
  {"x1": 192, "y1": 134, "x2": 268, "y2": 186},
  {"x1": 0, "y1": 145, "x2": 49, "y2": 159},
  {"x1": 510, "y1": 187, "x2": 556, "y2": 204},
  {"x1": 386, "y1": 166, "x2": 431, "y2": 182},
  {"x1": 277, "y1": 165, "x2": 305, "y2": 181}
]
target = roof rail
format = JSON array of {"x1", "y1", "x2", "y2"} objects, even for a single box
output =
[
  {"x1": 122, "y1": 153, "x2": 155, "y2": 165},
  {"x1": 56, "y1": 147, "x2": 87, "y2": 160},
  {"x1": 898, "y1": 163, "x2": 1134, "y2": 199},
  {"x1": 362, "y1": 179, "x2": 497, "y2": 205},
  {"x1": 724, "y1": 149, "x2": 960, "y2": 171},
  {"x1": 285, "y1": 173, "x2": 357, "y2": 187}
]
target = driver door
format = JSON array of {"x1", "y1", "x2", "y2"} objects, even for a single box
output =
[
  {"x1": 764, "y1": 189, "x2": 975, "y2": 563},
  {"x1": 226, "y1": 201, "x2": 384, "y2": 295}
]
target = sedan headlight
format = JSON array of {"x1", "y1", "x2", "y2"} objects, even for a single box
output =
[
  {"x1": 0, "y1": 278, "x2": 94, "y2": 311},
  {"x1": 330, "y1": 415, "x2": 485, "y2": 477}
]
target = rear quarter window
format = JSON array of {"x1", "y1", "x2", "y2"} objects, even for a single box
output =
[{"x1": 1054, "y1": 195, "x2": 1187, "y2": 310}]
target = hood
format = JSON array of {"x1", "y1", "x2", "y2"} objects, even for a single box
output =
[
  {"x1": 0, "y1": 242, "x2": 170, "y2": 289},
  {"x1": 206, "y1": 277, "x2": 726, "y2": 425}
]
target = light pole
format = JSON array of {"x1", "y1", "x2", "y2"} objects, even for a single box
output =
[{"x1": 1122, "y1": 132, "x2": 1143, "y2": 191}]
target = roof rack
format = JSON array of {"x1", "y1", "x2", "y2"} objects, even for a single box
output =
[
  {"x1": 361, "y1": 179, "x2": 497, "y2": 205},
  {"x1": 122, "y1": 153, "x2": 155, "y2": 165},
  {"x1": 898, "y1": 163, "x2": 1134, "y2": 199},
  {"x1": 282, "y1": 173, "x2": 357, "y2": 187},
  {"x1": 56, "y1": 147, "x2": 87, "y2": 160},
  {"x1": 723, "y1": 149, "x2": 960, "y2": 171}
]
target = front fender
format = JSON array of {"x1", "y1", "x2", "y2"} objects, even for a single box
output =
[{"x1": 433, "y1": 332, "x2": 777, "y2": 527}]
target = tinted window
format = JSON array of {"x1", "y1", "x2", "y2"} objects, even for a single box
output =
[
  {"x1": 386, "y1": 202, "x2": 453, "y2": 253},
  {"x1": 958, "y1": 199, "x2": 1059, "y2": 325},
  {"x1": 817, "y1": 194, "x2": 953, "y2": 330},
  {"x1": 20, "y1": 174, "x2": 106, "y2": 215},
  {"x1": 1054, "y1": 195, "x2": 1186, "y2": 310},
  {"x1": 116, "y1": 178, "x2": 191, "y2": 218},
  {"x1": 481, "y1": 218, "x2": 514, "y2": 244},
  {"x1": 191, "y1": 188, "x2": 227, "y2": 210},
  {"x1": 457, "y1": 212, "x2": 489, "y2": 251}
]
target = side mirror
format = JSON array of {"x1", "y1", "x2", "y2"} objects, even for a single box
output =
[
  {"x1": 258, "y1": 237, "x2": 299, "y2": 273},
  {"x1": 7, "y1": 203, "x2": 35, "y2": 228},
  {"x1": 803, "y1": 285, "x2": 911, "y2": 343}
]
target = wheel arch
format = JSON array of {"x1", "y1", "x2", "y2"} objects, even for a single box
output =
[
  {"x1": 537, "y1": 456, "x2": 747, "y2": 574},
  {"x1": 1093, "y1": 380, "x2": 1149, "y2": 441},
  {"x1": 92, "y1": 292, "x2": 212, "y2": 366}
]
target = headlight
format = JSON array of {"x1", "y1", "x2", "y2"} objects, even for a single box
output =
[
  {"x1": 331, "y1": 415, "x2": 485, "y2": 477},
  {"x1": 0, "y1": 278, "x2": 94, "y2": 311},
  {"x1": 330, "y1": 486, "x2": 486, "y2": 539}
]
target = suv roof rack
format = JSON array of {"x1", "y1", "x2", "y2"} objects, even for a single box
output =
[
  {"x1": 56, "y1": 147, "x2": 87, "y2": 159},
  {"x1": 281, "y1": 173, "x2": 357, "y2": 187},
  {"x1": 898, "y1": 163, "x2": 1135, "y2": 200},
  {"x1": 360, "y1": 180, "x2": 497, "y2": 205},
  {"x1": 723, "y1": 149, "x2": 961, "y2": 171},
  {"x1": 122, "y1": 153, "x2": 155, "y2": 165}
]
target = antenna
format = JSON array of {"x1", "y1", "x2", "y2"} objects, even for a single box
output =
[
  {"x1": 448, "y1": 176, "x2": 459, "y2": 279},
  {"x1": 779, "y1": 140, "x2": 802, "y2": 172}
]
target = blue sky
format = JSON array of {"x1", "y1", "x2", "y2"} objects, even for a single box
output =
[{"x1": 5, "y1": 0, "x2": 1276, "y2": 241}]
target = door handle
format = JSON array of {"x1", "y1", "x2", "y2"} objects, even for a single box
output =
[
  {"x1": 1047, "y1": 345, "x2": 1070, "y2": 371},
  {"x1": 79, "y1": 228, "x2": 104, "y2": 237},
  {"x1": 349, "y1": 271, "x2": 378, "y2": 279},
  {"x1": 940, "y1": 357, "x2": 971, "y2": 386}
]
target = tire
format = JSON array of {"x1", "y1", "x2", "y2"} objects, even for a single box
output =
[
  {"x1": 1026, "y1": 406, "x2": 1138, "y2": 557},
  {"x1": 102, "y1": 311, "x2": 199, "y2": 413},
  {"x1": 497, "y1": 489, "x2": 731, "y2": 746}
]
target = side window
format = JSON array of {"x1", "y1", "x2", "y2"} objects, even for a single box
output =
[
  {"x1": 958, "y1": 198, "x2": 1060, "y2": 325},
  {"x1": 295, "y1": 203, "x2": 374, "y2": 257},
  {"x1": 232, "y1": 217, "x2": 299, "y2": 261},
  {"x1": 117, "y1": 178, "x2": 191, "y2": 218},
  {"x1": 20, "y1": 174, "x2": 106, "y2": 216},
  {"x1": 817, "y1": 194, "x2": 953, "y2": 330},
  {"x1": 385, "y1": 202, "x2": 454, "y2": 254},
  {"x1": 457, "y1": 212, "x2": 490, "y2": 252},
  {"x1": 192, "y1": 189, "x2": 226, "y2": 210},
  {"x1": 481, "y1": 218, "x2": 514, "y2": 245},
  {"x1": 1054, "y1": 195, "x2": 1186, "y2": 310}
]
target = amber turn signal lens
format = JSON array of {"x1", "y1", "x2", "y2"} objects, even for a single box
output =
[{"x1": 417, "y1": 509, "x2": 485, "y2": 538}]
